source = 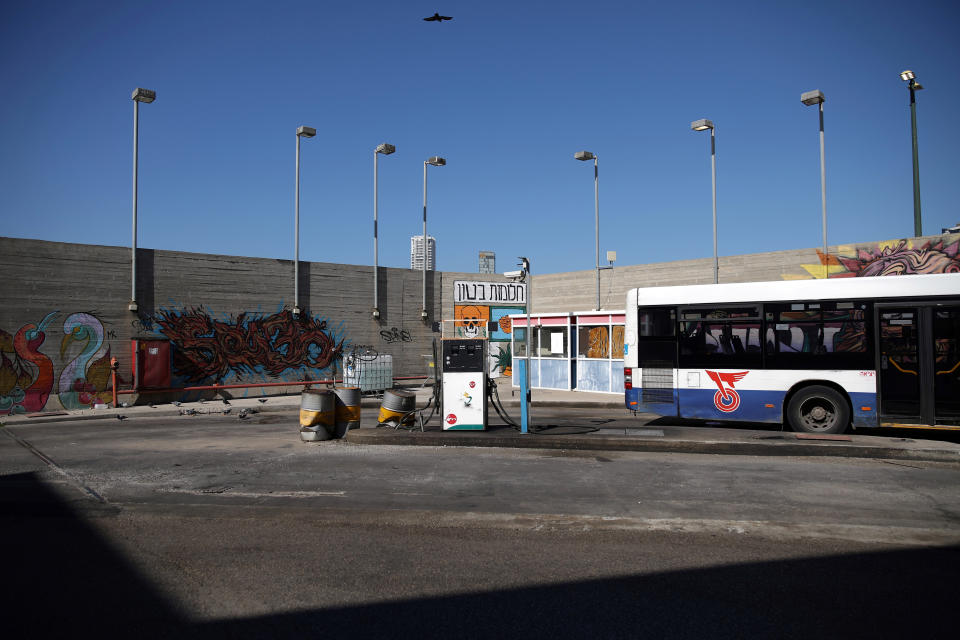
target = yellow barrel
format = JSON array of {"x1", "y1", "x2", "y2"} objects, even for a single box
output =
[
  {"x1": 334, "y1": 386, "x2": 362, "y2": 438},
  {"x1": 378, "y1": 389, "x2": 416, "y2": 426},
  {"x1": 300, "y1": 389, "x2": 335, "y2": 437}
]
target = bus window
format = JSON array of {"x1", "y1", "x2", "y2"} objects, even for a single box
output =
[
  {"x1": 678, "y1": 306, "x2": 761, "y2": 368},
  {"x1": 639, "y1": 308, "x2": 675, "y2": 337},
  {"x1": 765, "y1": 302, "x2": 871, "y2": 369}
]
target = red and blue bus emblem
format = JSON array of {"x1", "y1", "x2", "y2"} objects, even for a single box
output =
[{"x1": 705, "y1": 370, "x2": 749, "y2": 413}]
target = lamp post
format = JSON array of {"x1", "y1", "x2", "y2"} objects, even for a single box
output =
[
  {"x1": 691, "y1": 119, "x2": 718, "y2": 284},
  {"x1": 801, "y1": 90, "x2": 828, "y2": 279},
  {"x1": 130, "y1": 87, "x2": 156, "y2": 313},
  {"x1": 900, "y1": 70, "x2": 924, "y2": 237},
  {"x1": 293, "y1": 125, "x2": 316, "y2": 318},
  {"x1": 373, "y1": 143, "x2": 396, "y2": 319},
  {"x1": 422, "y1": 156, "x2": 446, "y2": 320},
  {"x1": 574, "y1": 151, "x2": 607, "y2": 310}
]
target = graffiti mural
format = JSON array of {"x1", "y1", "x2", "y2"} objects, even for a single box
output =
[
  {"x1": 783, "y1": 238, "x2": 960, "y2": 279},
  {"x1": 150, "y1": 307, "x2": 345, "y2": 384},
  {"x1": 58, "y1": 312, "x2": 114, "y2": 410},
  {"x1": 454, "y1": 304, "x2": 490, "y2": 339},
  {"x1": 0, "y1": 312, "x2": 58, "y2": 415}
]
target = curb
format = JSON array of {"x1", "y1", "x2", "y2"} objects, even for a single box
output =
[{"x1": 343, "y1": 428, "x2": 960, "y2": 464}]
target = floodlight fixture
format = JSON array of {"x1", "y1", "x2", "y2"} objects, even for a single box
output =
[
  {"x1": 900, "y1": 70, "x2": 915, "y2": 82},
  {"x1": 297, "y1": 126, "x2": 316, "y2": 138},
  {"x1": 574, "y1": 150, "x2": 595, "y2": 161},
  {"x1": 132, "y1": 88, "x2": 156, "y2": 103},
  {"x1": 376, "y1": 143, "x2": 396, "y2": 155},
  {"x1": 801, "y1": 89, "x2": 825, "y2": 106},
  {"x1": 426, "y1": 156, "x2": 446, "y2": 166},
  {"x1": 691, "y1": 118, "x2": 714, "y2": 131}
]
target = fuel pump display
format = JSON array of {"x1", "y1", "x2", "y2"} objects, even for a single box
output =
[{"x1": 441, "y1": 339, "x2": 487, "y2": 430}]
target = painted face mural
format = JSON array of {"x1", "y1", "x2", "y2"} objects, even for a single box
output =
[{"x1": 455, "y1": 305, "x2": 489, "y2": 339}]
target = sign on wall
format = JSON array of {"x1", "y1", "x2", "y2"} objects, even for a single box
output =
[{"x1": 454, "y1": 281, "x2": 527, "y2": 305}]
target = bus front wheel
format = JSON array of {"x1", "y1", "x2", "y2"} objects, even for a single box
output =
[{"x1": 786, "y1": 386, "x2": 850, "y2": 434}]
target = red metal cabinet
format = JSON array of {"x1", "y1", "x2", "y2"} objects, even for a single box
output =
[{"x1": 131, "y1": 339, "x2": 172, "y2": 389}]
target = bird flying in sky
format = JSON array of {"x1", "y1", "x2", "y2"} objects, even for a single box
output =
[{"x1": 423, "y1": 13, "x2": 452, "y2": 22}]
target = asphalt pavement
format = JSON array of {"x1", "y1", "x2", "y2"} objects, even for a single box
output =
[{"x1": 4, "y1": 381, "x2": 959, "y2": 464}]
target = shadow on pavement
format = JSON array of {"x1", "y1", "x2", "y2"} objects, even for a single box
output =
[
  {"x1": 1, "y1": 472, "x2": 192, "y2": 637},
  {"x1": 4, "y1": 471, "x2": 956, "y2": 638},
  {"x1": 200, "y1": 544, "x2": 956, "y2": 638}
]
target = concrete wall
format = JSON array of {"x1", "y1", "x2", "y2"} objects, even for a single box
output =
[
  {"x1": 531, "y1": 233, "x2": 960, "y2": 312},
  {"x1": 2, "y1": 231, "x2": 957, "y2": 413},
  {"x1": 0, "y1": 237, "x2": 513, "y2": 413}
]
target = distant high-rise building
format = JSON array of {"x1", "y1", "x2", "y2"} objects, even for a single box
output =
[
  {"x1": 478, "y1": 251, "x2": 496, "y2": 274},
  {"x1": 410, "y1": 235, "x2": 436, "y2": 271}
]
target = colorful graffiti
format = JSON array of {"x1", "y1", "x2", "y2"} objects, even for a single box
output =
[
  {"x1": 454, "y1": 304, "x2": 490, "y2": 339},
  {"x1": 1, "y1": 311, "x2": 116, "y2": 414},
  {"x1": 58, "y1": 312, "x2": 114, "y2": 410},
  {"x1": 151, "y1": 307, "x2": 344, "y2": 384},
  {"x1": 783, "y1": 237, "x2": 960, "y2": 279},
  {"x1": 0, "y1": 312, "x2": 58, "y2": 414}
]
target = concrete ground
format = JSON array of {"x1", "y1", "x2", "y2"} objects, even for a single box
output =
[{"x1": 3, "y1": 380, "x2": 959, "y2": 464}]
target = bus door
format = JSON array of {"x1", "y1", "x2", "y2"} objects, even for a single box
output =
[
  {"x1": 878, "y1": 305, "x2": 960, "y2": 426},
  {"x1": 636, "y1": 307, "x2": 679, "y2": 416}
]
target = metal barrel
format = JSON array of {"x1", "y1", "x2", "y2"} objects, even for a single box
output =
[
  {"x1": 299, "y1": 389, "x2": 335, "y2": 437},
  {"x1": 300, "y1": 425, "x2": 331, "y2": 441},
  {"x1": 333, "y1": 386, "x2": 361, "y2": 438},
  {"x1": 378, "y1": 389, "x2": 416, "y2": 425}
]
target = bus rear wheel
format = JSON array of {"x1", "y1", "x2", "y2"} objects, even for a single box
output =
[{"x1": 786, "y1": 386, "x2": 850, "y2": 434}]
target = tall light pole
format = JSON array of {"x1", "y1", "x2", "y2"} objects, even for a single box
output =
[
  {"x1": 293, "y1": 125, "x2": 316, "y2": 318},
  {"x1": 900, "y1": 70, "x2": 924, "y2": 237},
  {"x1": 691, "y1": 119, "x2": 718, "y2": 284},
  {"x1": 801, "y1": 90, "x2": 828, "y2": 279},
  {"x1": 574, "y1": 151, "x2": 606, "y2": 310},
  {"x1": 422, "y1": 156, "x2": 446, "y2": 320},
  {"x1": 373, "y1": 143, "x2": 396, "y2": 319},
  {"x1": 130, "y1": 87, "x2": 156, "y2": 313}
]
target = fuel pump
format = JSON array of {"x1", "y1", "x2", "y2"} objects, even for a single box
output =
[{"x1": 440, "y1": 339, "x2": 487, "y2": 430}]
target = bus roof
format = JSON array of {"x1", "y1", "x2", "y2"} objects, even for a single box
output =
[{"x1": 627, "y1": 273, "x2": 960, "y2": 307}]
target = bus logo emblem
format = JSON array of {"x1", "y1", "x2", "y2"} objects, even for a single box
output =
[{"x1": 705, "y1": 370, "x2": 749, "y2": 413}]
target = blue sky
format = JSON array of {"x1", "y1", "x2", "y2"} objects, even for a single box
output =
[{"x1": 2, "y1": 0, "x2": 958, "y2": 276}]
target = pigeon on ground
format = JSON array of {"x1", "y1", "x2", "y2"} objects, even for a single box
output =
[
  {"x1": 198, "y1": 398, "x2": 206, "y2": 404},
  {"x1": 237, "y1": 408, "x2": 250, "y2": 419},
  {"x1": 223, "y1": 408, "x2": 232, "y2": 415},
  {"x1": 222, "y1": 398, "x2": 231, "y2": 405},
  {"x1": 257, "y1": 398, "x2": 268, "y2": 404},
  {"x1": 172, "y1": 401, "x2": 182, "y2": 407},
  {"x1": 116, "y1": 414, "x2": 128, "y2": 421}
]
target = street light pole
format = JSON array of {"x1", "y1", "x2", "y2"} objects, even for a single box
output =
[
  {"x1": 574, "y1": 151, "x2": 602, "y2": 309},
  {"x1": 691, "y1": 119, "x2": 718, "y2": 283},
  {"x1": 901, "y1": 70, "x2": 924, "y2": 237},
  {"x1": 130, "y1": 88, "x2": 155, "y2": 313},
  {"x1": 802, "y1": 90, "x2": 828, "y2": 278},
  {"x1": 373, "y1": 143, "x2": 395, "y2": 319},
  {"x1": 422, "y1": 156, "x2": 446, "y2": 320},
  {"x1": 294, "y1": 126, "x2": 316, "y2": 318}
]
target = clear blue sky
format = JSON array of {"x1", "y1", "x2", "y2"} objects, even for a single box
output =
[{"x1": 2, "y1": 0, "x2": 958, "y2": 276}]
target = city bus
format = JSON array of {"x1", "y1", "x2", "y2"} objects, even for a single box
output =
[{"x1": 623, "y1": 273, "x2": 960, "y2": 433}]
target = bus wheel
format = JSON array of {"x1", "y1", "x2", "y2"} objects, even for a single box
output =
[{"x1": 786, "y1": 386, "x2": 850, "y2": 434}]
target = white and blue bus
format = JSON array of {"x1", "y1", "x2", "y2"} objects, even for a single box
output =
[{"x1": 623, "y1": 273, "x2": 960, "y2": 433}]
